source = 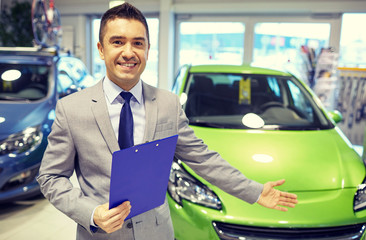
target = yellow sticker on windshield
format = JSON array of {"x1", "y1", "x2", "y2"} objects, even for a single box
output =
[
  {"x1": 239, "y1": 78, "x2": 251, "y2": 104},
  {"x1": 2, "y1": 81, "x2": 12, "y2": 91}
]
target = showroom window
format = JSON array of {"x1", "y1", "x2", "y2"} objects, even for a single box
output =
[
  {"x1": 178, "y1": 22, "x2": 245, "y2": 66},
  {"x1": 91, "y1": 18, "x2": 159, "y2": 87},
  {"x1": 252, "y1": 22, "x2": 331, "y2": 70},
  {"x1": 339, "y1": 13, "x2": 366, "y2": 68}
]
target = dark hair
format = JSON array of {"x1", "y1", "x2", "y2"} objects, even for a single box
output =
[{"x1": 99, "y1": 2, "x2": 150, "y2": 45}]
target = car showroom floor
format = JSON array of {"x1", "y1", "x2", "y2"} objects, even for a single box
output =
[{"x1": 0, "y1": 174, "x2": 79, "y2": 240}]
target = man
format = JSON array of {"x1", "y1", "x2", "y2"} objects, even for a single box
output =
[{"x1": 37, "y1": 3, "x2": 298, "y2": 240}]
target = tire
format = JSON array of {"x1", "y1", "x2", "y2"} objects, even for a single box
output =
[
  {"x1": 32, "y1": 1, "x2": 48, "y2": 47},
  {"x1": 46, "y1": 7, "x2": 62, "y2": 47}
]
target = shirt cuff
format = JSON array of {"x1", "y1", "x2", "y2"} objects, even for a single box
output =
[
  {"x1": 90, "y1": 206, "x2": 98, "y2": 232},
  {"x1": 254, "y1": 193, "x2": 261, "y2": 203}
]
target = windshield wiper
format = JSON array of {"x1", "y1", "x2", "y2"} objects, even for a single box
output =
[
  {"x1": 275, "y1": 125, "x2": 322, "y2": 130},
  {"x1": 189, "y1": 120, "x2": 225, "y2": 128}
]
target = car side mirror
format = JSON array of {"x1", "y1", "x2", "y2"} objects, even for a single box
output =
[{"x1": 327, "y1": 110, "x2": 343, "y2": 124}]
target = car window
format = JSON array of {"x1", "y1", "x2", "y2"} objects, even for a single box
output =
[
  {"x1": 287, "y1": 80, "x2": 314, "y2": 122},
  {"x1": 172, "y1": 65, "x2": 189, "y2": 95},
  {"x1": 184, "y1": 73, "x2": 332, "y2": 130},
  {"x1": 0, "y1": 63, "x2": 49, "y2": 101}
]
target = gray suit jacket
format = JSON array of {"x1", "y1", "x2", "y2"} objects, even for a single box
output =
[{"x1": 37, "y1": 80, "x2": 263, "y2": 240}]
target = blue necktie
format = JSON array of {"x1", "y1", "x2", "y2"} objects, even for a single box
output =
[{"x1": 118, "y1": 92, "x2": 134, "y2": 149}]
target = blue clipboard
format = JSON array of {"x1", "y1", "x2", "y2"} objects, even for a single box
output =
[{"x1": 109, "y1": 134, "x2": 178, "y2": 219}]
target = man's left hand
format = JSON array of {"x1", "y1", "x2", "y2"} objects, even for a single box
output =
[{"x1": 257, "y1": 179, "x2": 298, "y2": 211}]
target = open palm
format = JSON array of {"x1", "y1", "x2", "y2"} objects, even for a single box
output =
[{"x1": 257, "y1": 179, "x2": 298, "y2": 211}]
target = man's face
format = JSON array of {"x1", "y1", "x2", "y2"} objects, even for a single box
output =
[{"x1": 97, "y1": 18, "x2": 150, "y2": 90}]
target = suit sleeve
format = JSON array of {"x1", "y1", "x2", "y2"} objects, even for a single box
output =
[
  {"x1": 37, "y1": 100, "x2": 100, "y2": 234},
  {"x1": 173, "y1": 95, "x2": 264, "y2": 204}
]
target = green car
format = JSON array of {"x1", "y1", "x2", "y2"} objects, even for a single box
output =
[{"x1": 167, "y1": 64, "x2": 366, "y2": 239}]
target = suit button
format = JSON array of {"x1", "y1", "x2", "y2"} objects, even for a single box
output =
[{"x1": 127, "y1": 222, "x2": 133, "y2": 229}]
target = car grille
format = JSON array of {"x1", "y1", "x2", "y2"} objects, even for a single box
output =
[{"x1": 212, "y1": 221, "x2": 366, "y2": 240}]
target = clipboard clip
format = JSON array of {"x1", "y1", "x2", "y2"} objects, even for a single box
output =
[{"x1": 133, "y1": 141, "x2": 161, "y2": 153}]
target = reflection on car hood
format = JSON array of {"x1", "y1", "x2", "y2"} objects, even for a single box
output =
[
  {"x1": 190, "y1": 126, "x2": 365, "y2": 191},
  {"x1": 0, "y1": 100, "x2": 54, "y2": 136}
]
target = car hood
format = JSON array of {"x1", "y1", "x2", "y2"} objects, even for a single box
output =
[
  {"x1": 0, "y1": 100, "x2": 55, "y2": 137},
  {"x1": 189, "y1": 126, "x2": 365, "y2": 191}
]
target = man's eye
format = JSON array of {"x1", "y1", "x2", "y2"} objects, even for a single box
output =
[
  {"x1": 113, "y1": 41, "x2": 123, "y2": 45},
  {"x1": 135, "y1": 42, "x2": 143, "y2": 46}
]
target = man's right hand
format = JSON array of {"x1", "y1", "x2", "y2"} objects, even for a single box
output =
[{"x1": 93, "y1": 201, "x2": 131, "y2": 233}]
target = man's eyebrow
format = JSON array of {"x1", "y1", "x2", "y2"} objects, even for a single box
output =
[
  {"x1": 133, "y1": 37, "x2": 147, "y2": 42},
  {"x1": 108, "y1": 36, "x2": 146, "y2": 42}
]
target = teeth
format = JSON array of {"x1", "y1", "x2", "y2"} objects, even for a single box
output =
[{"x1": 121, "y1": 63, "x2": 135, "y2": 67}]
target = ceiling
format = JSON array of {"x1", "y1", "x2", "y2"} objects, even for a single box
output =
[{"x1": 52, "y1": 0, "x2": 366, "y2": 15}]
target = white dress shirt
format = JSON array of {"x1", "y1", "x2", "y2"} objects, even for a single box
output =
[
  {"x1": 90, "y1": 77, "x2": 146, "y2": 228},
  {"x1": 103, "y1": 76, "x2": 146, "y2": 145}
]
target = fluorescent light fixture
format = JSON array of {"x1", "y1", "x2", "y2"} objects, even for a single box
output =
[
  {"x1": 109, "y1": 0, "x2": 125, "y2": 8},
  {"x1": 1, "y1": 69, "x2": 21, "y2": 81}
]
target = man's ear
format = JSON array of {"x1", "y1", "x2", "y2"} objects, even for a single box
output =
[{"x1": 97, "y1": 42, "x2": 105, "y2": 60}]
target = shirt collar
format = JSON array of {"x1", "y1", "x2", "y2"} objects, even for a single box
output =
[{"x1": 103, "y1": 76, "x2": 143, "y2": 104}]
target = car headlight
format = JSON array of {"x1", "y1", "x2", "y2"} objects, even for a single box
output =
[
  {"x1": 354, "y1": 178, "x2": 366, "y2": 212},
  {"x1": 168, "y1": 159, "x2": 222, "y2": 210},
  {"x1": 0, "y1": 125, "x2": 43, "y2": 156}
]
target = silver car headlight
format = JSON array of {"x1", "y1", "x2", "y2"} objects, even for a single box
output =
[
  {"x1": 0, "y1": 125, "x2": 43, "y2": 156},
  {"x1": 354, "y1": 178, "x2": 366, "y2": 212},
  {"x1": 168, "y1": 159, "x2": 222, "y2": 210}
]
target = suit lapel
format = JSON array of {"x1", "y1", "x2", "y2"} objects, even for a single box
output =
[
  {"x1": 142, "y1": 82, "x2": 157, "y2": 142},
  {"x1": 90, "y1": 80, "x2": 120, "y2": 154}
]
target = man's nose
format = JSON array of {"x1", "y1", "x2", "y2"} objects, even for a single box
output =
[{"x1": 121, "y1": 43, "x2": 134, "y2": 59}]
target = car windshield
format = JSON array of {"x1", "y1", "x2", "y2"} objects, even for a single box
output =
[
  {"x1": 0, "y1": 63, "x2": 50, "y2": 101},
  {"x1": 184, "y1": 73, "x2": 333, "y2": 130}
]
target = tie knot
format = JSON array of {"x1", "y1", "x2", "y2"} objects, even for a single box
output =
[{"x1": 120, "y1": 92, "x2": 133, "y2": 103}]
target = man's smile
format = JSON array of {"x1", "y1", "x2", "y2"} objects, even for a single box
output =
[
  {"x1": 98, "y1": 18, "x2": 149, "y2": 90},
  {"x1": 118, "y1": 62, "x2": 138, "y2": 68}
]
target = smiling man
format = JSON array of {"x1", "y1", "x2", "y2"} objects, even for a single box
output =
[
  {"x1": 37, "y1": 3, "x2": 297, "y2": 240},
  {"x1": 97, "y1": 17, "x2": 149, "y2": 91}
]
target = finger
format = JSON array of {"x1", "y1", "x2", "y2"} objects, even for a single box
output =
[
  {"x1": 120, "y1": 201, "x2": 132, "y2": 216},
  {"x1": 105, "y1": 220, "x2": 124, "y2": 233},
  {"x1": 103, "y1": 211, "x2": 129, "y2": 232},
  {"x1": 98, "y1": 203, "x2": 130, "y2": 228},
  {"x1": 107, "y1": 217, "x2": 124, "y2": 231},
  {"x1": 111, "y1": 216, "x2": 126, "y2": 227},
  {"x1": 280, "y1": 196, "x2": 298, "y2": 204},
  {"x1": 115, "y1": 201, "x2": 131, "y2": 212},
  {"x1": 278, "y1": 201, "x2": 296, "y2": 208},
  {"x1": 280, "y1": 194, "x2": 298, "y2": 202},
  {"x1": 121, "y1": 205, "x2": 131, "y2": 220},
  {"x1": 110, "y1": 203, "x2": 131, "y2": 224},
  {"x1": 273, "y1": 205, "x2": 289, "y2": 212},
  {"x1": 280, "y1": 191, "x2": 298, "y2": 199},
  {"x1": 108, "y1": 201, "x2": 131, "y2": 218},
  {"x1": 271, "y1": 179, "x2": 286, "y2": 187},
  {"x1": 279, "y1": 194, "x2": 298, "y2": 206},
  {"x1": 120, "y1": 201, "x2": 131, "y2": 208}
]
